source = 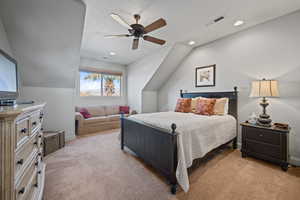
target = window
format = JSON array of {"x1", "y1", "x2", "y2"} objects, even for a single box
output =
[
  {"x1": 102, "y1": 74, "x2": 121, "y2": 96},
  {"x1": 79, "y1": 69, "x2": 122, "y2": 97}
]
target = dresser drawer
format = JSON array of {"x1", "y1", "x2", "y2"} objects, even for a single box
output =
[
  {"x1": 25, "y1": 172, "x2": 39, "y2": 200},
  {"x1": 243, "y1": 126, "x2": 281, "y2": 145},
  {"x1": 30, "y1": 111, "x2": 42, "y2": 134},
  {"x1": 37, "y1": 131, "x2": 43, "y2": 149},
  {"x1": 26, "y1": 165, "x2": 42, "y2": 200},
  {"x1": 245, "y1": 140, "x2": 281, "y2": 159},
  {"x1": 15, "y1": 134, "x2": 38, "y2": 178},
  {"x1": 32, "y1": 163, "x2": 46, "y2": 200},
  {"x1": 15, "y1": 155, "x2": 38, "y2": 200},
  {"x1": 16, "y1": 118, "x2": 30, "y2": 147}
]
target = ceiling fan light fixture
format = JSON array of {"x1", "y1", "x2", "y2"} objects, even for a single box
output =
[
  {"x1": 188, "y1": 40, "x2": 195, "y2": 45},
  {"x1": 234, "y1": 20, "x2": 244, "y2": 27}
]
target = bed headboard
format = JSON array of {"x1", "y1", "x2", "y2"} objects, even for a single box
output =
[{"x1": 180, "y1": 87, "x2": 238, "y2": 119}]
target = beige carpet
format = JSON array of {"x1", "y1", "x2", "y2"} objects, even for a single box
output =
[{"x1": 44, "y1": 129, "x2": 300, "y2": 200}]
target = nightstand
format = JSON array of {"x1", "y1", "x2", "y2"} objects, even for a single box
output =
[{"x1": 241, "y1": 122, "x2": 290, "y2": 171}]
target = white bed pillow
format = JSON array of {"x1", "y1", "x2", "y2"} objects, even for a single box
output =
[{"x1": 214, "y1": 98, "x2": 229, "y2": 115}]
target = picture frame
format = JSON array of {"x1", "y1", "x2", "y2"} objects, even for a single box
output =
[{"x1": 195, "y1": 65, "x2": 216, "y2": 87}]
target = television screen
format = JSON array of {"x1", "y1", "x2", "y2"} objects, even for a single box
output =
[{"x1": 0, "y1": 50, "x2": 18, "y2": 99}]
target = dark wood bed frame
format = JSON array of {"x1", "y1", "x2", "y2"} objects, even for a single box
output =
[{"x1": 121, "y1": 87, "x2": 238, "y2": 194}]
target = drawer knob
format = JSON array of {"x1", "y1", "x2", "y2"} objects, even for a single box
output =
[
  {"x1": 18, "y1": 187, "x2": 25, "y2": 194},
  {"x1": 38, "y1": 135, "x2": 42, "y2": 138},
  {"x1": 32, "y1": 121, "x2": 37, "y2": 126},
  {"x1": 34, "y1": 183, "x2": 38, "y2": 188},
  {"x1": 17, "y1": 159, "x2": 24, "y2": 165},
  {"x1": 38, "y1": 170, "x2": 42, "y2": 174},
  {"x1": 20, "y1": 128, "x2": 27, "y2": 133},
  {"x1": 34, "y1": 141, "x2": 38, "y2": 145},
  {"x1": 35, "y1": 161, "x2": 39, "y2": 166},
  {"x1": 38, "y1": 153, "x2": 42, "y2": 156}
]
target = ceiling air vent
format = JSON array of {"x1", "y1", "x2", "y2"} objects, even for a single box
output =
[
  {"x1": 214, "y1": 16, "x2": 224, "y2": 23},
  {"x1": 206, "y1": 16, "x2": 225, "y2": 26}
]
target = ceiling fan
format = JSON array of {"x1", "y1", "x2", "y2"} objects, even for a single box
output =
[{"x1": 105, "y1": 13, "x2": 167, "y2": 50}]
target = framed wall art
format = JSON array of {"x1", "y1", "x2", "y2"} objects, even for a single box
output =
[{"x1": 195, "y1": 65, "x2": 216, "y2": 87}]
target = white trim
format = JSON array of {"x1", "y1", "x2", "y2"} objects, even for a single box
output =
[
  {"x1": 65, "y1": 134, "x2": 76, "y2": 142},
  {"x1": 237, "y1": 142, "x2": 242, "y2": 150},
  {"x1": 290, "y1": 156, "x2": 300, "y2": 166}
]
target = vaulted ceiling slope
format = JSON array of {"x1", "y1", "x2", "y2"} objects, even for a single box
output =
[
  {"x1": 82, "y1": 0, "x2": 300, "y2": 65},
  {"x1": 143, "y1": 43, "x2": 192, "y2": 91},
  {"x1": 0, "y1": 0, "x2": 86, "y2": 88},
  {"x1": 0, "y1": 19, "x2": 12, "y2": 56}
]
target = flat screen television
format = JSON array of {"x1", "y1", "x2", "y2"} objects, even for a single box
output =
[{"x1": 0, "y1": 49, "x2": 18, "y2": 102}]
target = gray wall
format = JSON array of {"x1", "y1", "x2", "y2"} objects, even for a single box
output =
[
  {"x1": 127, "y1": 47, "x2": 171, "y2": 113},
  {"x1": 0, "y1": 0, "x2": 86, "y2": 140},
  {"x1": 21, "y1": 86, "x2": 76, "y2": 141},
  {"x1": 158, "y1": 11, "x2": 300, "y2": 164},
  {"x1": 127, "y1": 44, "x2": 193, "y2": 113}
]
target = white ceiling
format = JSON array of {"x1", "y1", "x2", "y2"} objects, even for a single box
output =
[{"x1": 81, "y1": 0, "x2": 300, "y2": 65}]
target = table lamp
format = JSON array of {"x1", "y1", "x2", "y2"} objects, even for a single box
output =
[{"x1": 250, "y1": 79, "x2": 279, "y2": 127}]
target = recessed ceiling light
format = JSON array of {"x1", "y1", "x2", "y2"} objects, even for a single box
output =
[
  {"x1": 234, "y1": 20, "x2": 244, "y2": 27},
  {"x1": 109, "y1": 52, "x2": 116, "y2": 56},
  {"x1": 188, "y1": 41, "x2": 195, "y2": 45}
]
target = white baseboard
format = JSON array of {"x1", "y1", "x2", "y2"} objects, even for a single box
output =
[
  {"x1": 237, "y1": 142, "x2": 241, "y2": 150},
  {"x1": 65, "y1": 134, "x2": 76, "y2": 142},
  {"x1": 290, "y1": 156, "x2": 300, "y2": 166}
]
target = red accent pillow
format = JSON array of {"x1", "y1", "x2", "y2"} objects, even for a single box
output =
[
  {"x1": 175, "y1": 98, "x2": 192, "y2": 113},
  {"x1": 119, "y1": 106, "x2": 130, "y2": 114},
  {"x1": 79, "y1": 108, "x2": 92, "y2": 119},
  {"x1": 194, "y1": 98, "x2": 216, "y2": 115}
]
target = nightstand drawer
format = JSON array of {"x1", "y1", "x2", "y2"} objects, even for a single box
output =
[
  {"x1": 243, "y1": 126, "x2": 280, "y2": 145},
  {"x1": 245, "y1": 140, "x2": 281, "y2": 159}
]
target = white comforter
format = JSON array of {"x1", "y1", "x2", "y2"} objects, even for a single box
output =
[{"x1": 129, "y1": 111, "x2": 236, "y2": 192}]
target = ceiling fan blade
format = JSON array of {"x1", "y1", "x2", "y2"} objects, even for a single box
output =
[
  {"x1": 132, "y1": 38, "x2": 139, "y2": 50},
  {"x1": 143, "y1": 35, "x2": 166, "y2": 45},
  {"x1": 144, "y1": 18, "x2": 167, "y2": 34},
  {"x1": 110, "y1": 13, "x2": 132, "y2": 29},
  {"x1": 104, "y1": 34, "x2": 131, "y2": 38}
]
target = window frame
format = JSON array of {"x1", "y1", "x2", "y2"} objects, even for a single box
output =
[{"x1": 79, "y1": 68, "x2": 122, "y2": 97}]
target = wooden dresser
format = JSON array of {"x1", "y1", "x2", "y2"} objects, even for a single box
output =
[
  {"x1": 241, "y1": 122, "x2": 289, "y2": 171},
  {"x1": 0, "y1": 103, "x2": 46, "y2": 200}
]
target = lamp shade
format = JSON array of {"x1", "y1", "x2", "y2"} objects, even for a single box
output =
[{"x1": 250, "y1": 79, "x2": 279, "y2": 97}]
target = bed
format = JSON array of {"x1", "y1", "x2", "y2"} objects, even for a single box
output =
[{"x1": 120, "y1": 87, "x2": 238, "y2": 194}]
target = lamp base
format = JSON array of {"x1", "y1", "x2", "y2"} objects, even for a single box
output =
[
  {"x1": 257, "y1": 117, "x2": 272, "y2": 127},
  {"x1": 257, "y1": 97, "x2": 272, "y2": 127}
]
